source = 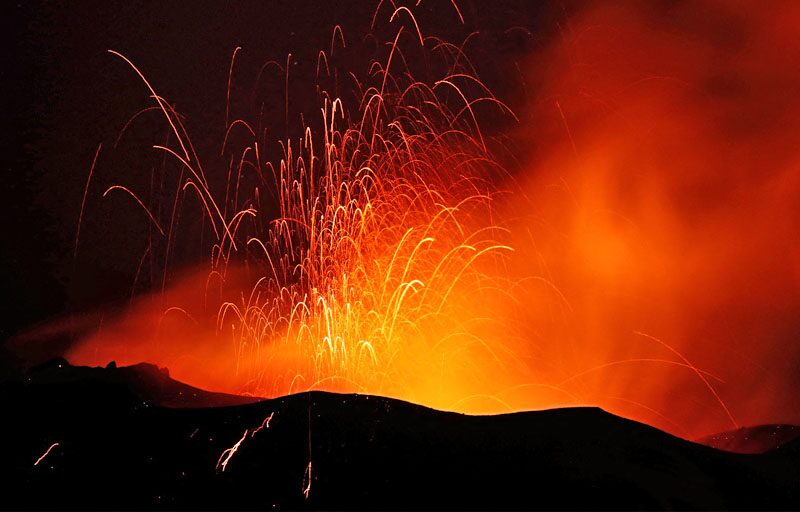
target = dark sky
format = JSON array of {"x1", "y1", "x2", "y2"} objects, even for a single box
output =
[{"x1": 1, "y1": 1, "x2": 559, "y2": 358}]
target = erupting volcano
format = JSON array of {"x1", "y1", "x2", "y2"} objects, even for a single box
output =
[{"x1": 4, "y1": 0, "x2": 800, "y2": 509}]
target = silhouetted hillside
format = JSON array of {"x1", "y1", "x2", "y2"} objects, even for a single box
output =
[{"x1": 2, "y1": 360, "x2": 799, "y2": 509}]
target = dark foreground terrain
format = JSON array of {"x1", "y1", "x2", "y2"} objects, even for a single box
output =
[{"x1": 2, "y1": 360, "x2": 799, "y2": 510}]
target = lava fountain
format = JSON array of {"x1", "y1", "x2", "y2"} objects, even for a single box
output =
[
  {"x1": 54, "y1": 1, "x2": 800, "y2": 440},
  {"x1": 67, "y1": 4, "x2": 519, "y2": 412}
]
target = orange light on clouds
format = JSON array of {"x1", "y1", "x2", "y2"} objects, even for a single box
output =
[{"x1": 61, "y1": 1, "x2": 800, "y2": 441}]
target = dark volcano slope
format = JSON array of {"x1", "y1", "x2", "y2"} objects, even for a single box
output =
[
  {"x1": 11, "y1": 357, "x2": 261, "y2": 408},
  {"x1": 2, "y1": 361, "x2": 799, "y2": 510}
]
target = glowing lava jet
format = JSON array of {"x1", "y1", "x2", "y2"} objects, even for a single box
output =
[
  {"x1": 69, "y1": 4, "x2": 519, "y2": 413},
  {"x1": 63, "y1": 1, "x2": 800, "y2": 440}
]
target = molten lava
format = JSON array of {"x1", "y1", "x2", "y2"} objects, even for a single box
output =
[{"x1": 61, "y1": 1, "x2": 800, "y2": 440}]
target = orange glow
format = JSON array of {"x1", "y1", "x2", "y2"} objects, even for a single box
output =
[
  {"x1": 495, "y1": 0, "x2": 800, "y2": 437},
  {"x1": 63, "y1": 1, "x2": 800, "y2": 440},
  {"x1": 68, "y1": 6, "x2": 518, "y2": 415}
]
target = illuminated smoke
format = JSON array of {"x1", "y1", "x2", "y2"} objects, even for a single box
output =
[
  {"x1": 496, "y1": 0, "x2": 800, "y2": 437},
  {"x1": 61, "y1": 1, "x2": 800, "y2": 439}
]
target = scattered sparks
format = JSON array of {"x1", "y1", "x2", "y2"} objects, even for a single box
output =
[{"x1": 33, "y1": 442, "x2": 60, "y2": 467}]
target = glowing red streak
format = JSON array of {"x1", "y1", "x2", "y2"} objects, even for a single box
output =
[
  {"x1": 302, "y1": 461, "x2": 313, "y2": 499},
  {"x1": 251, "y1": 412, "x2": 274, "y2": 438},
  {"x1": 33, "y1": 442, "x2": 59, "y2": 467},
  {"x1": 216, "y1": 429, "x2": 248, "y2": 473},
  {"x1": 74, "y1": 144, "x2": 102, "y2": 259}
]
